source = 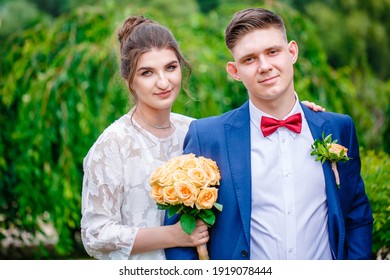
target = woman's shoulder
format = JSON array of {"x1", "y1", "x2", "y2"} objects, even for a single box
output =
[
  {"x1": 85, "y1": 114, "x2": 132, "y2": 156},
  {"x1": 95, "y1": 115, "x2": 130, "y2": 141},
  {"x1": 170, "y1": 112, "x2": 195, "y2": 127}
]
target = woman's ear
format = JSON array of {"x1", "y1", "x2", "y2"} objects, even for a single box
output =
[
  {"x1": 126, "y1": 80, "x2": 134, "y2": 92},
  {"x1": 226, "y1": 62, "x2": 241, "y2": 81}
]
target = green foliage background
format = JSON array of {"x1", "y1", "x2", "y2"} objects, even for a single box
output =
[{"x1": 0, "y1": 0, "x2": 389, "y2": 259}]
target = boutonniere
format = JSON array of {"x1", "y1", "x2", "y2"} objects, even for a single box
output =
[{"x1": 310, "y1": 133, "x2": 350, "y2": 188}]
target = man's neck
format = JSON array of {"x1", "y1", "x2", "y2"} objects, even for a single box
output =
[{"x1": 251, "y1": 93, "x2": 297, "y2": 119}]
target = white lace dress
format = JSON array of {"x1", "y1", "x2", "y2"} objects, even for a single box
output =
[{"x1": 81, "y1": 111, "x2": 193, "y2": 260}]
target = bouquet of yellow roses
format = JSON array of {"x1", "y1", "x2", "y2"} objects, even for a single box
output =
[{"x1": 149, "y1": 153, "x2": 223, "y2": 260}]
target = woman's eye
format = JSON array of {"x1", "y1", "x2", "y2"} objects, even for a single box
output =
[
  {"x1": 141, "y1": 70, "x2": 152, "y2": 76},
  {"x1": 167, "y1": 64, "x2": 178, "y2": 71}
]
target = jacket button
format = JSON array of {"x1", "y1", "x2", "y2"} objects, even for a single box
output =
[{"x1": 241, "y1": 250, "x2": 248, "y2": 258}]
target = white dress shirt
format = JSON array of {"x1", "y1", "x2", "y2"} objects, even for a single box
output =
[{"x1": 249, "y1": 98, "x2": 332, "y2": 259}]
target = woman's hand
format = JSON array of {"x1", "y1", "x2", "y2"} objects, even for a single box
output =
[
  {"x1": 172, "y1": 219, "x2": 209, "y2": 247},
  {"x1": 302, "y1": 100, "x2": 326, "y2": 112}
]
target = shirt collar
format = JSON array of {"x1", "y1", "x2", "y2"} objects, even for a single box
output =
[{"x1": 249, "y1": 93, "x2": 304, "y2": 136}]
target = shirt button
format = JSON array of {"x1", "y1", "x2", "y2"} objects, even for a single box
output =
[
  {"x1": 241, "y1": 250, "x2": 249, "y2": 258},
  {"x1": 289, "y1": 248, "x2": 294, "y2": 253}
]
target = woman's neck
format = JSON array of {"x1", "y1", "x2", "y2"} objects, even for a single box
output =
[{"x1": 133, "y1": 106, "x2": 174, "y2": 138}]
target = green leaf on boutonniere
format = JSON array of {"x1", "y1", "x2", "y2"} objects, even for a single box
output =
[{"x1": 323, "y1": 133, "x2": 332, "y2": 143}]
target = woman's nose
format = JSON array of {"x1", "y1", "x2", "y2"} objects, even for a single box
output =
[{"x1": 156, "y1": 74, "x2": 169, "y2": 89}]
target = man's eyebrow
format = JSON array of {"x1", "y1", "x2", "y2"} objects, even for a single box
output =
[
  {"x1": 238, "y1": 52, "x2": 256, "y2": 63},
  {"x1": 237, "y1": 45, "x2": 284, "y2": 62}
]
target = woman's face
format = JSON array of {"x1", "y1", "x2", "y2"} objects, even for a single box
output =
[{"x1": 130, "y1": 48, "x2": 182, "y2": 113}]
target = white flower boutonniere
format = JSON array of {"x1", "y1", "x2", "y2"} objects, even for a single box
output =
[{"x1": 311, "y1": 133, "x2": 350, "y2": 188}]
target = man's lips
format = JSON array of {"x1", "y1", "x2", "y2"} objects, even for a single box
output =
[{"x1": 259, "y1": 76, "x2": 278, "y2": 84}]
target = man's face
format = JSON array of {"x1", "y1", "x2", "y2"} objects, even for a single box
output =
[{"x1": 226, "y1": 27, "x2": 298, "y2": 110}]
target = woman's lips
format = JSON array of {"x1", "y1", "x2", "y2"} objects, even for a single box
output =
[{"x1": 155, "y1": 89, "x2": 171, "y2": 98}]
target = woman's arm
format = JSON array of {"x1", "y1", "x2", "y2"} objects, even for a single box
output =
[{"x1": 132, "y1": 220, "x2": 209, "y2": 255}]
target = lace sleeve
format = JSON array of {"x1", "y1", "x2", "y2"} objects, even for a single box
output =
[{"x1": 81, "y1": 134, "x2": 138, "y2": 260}]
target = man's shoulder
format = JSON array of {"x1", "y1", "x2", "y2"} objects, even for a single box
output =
[
  {"x1": 193, "y1": 101, "x2": 249, "y2": 126},
  {"x1": 303, "y1": 105, "x2": 353, "y2": 125},
  {"x1": 319, "y1": 110, "x2": 352, "y2": 120}
]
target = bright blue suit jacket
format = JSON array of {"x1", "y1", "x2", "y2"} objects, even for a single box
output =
[{"x1": 165, "y1": 101, "x2": 373, "y2": 260}]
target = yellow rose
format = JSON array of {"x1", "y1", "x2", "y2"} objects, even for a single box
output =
[
  {"x1": 172, "y1": 169, "x2": 188, "y2": 182},
  {"x1": 174, "y1": 181, "x2": 199, "y2": 207},
  {"x1": 149, "y1": 165, "x2": 164, "y2": 187},
  {"x1": 195, "y1": 187, "x2": 218, "y2": 210},
  {"x1": 180, "y1": 156, "x2": 199, "y2": 171},
  {"x1": 187, "y1": 167, "x2": 208, "y2": 189},
  {"x1": 150, "y1": 185, "x2": 165, "y2": 205},
  {"x1": 165, "y1": 157, "x2": 182, "y2": 172},
  {"x1": 329, "y1": 143, "x2": 348, "y2": 157},
  {"x1": 199, "y1": 160, "x2": 220, "y2": 186},
  {"x1": 158, "y1": 166, "x2": 174, "y2": 187},
  {"x1": 178, "y1": 153, "x2": 196, "y2": 160},
  {"x1": 162, "y1": 186, "x2": 180, "y2": 205},
  {"x1": 199, "y1": 157, "x2": 221, "y2": 185}
]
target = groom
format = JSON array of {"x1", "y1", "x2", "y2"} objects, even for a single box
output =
[{"x1": 165, "y1": 8, "x2": 373, "y2": 259}]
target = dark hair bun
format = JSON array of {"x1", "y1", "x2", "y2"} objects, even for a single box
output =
[{"x1": 118, "y1": 16, "x2": 154, "y2": 47}]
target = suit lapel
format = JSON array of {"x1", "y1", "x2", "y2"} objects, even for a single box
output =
[
  {"x1": 224, "y1": 101, "x2": 252, "y2": 246},
  {"x1": 301, "y1": 104, "x2": 345, "y2": 259}
]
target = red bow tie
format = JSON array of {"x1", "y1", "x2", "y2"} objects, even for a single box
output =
[{"x1": 260, "y1": 113, "x2": 302, "y2": 137}]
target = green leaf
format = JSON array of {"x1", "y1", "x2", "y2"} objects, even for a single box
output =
[
  {"x1": 167, "y1": 204, "x2": 182, "y2": 218},
  {"x1": 329, "y1": 153, "x2": 338, "y2": 160},
  {"x1": 188, "y1": 207, "x2": 200, "y2": 216},
  {"x1": 157, "y1": 203, "x2": 169, "y2": 210},
  {"x1": 180, "y1": 213, "x2": 196, "y2": 235},
  {"x1": 198, "y1": 209, "x2": 216, "y2": 226},
  {"x1": 318, "y1": 145, "x2": 328, "y2": 156},
  {"x1": 213, "y1": 202, "x2": 223, "y2": 212},
  {"x1": 323, "y1": 133, "x2": 332, "y2": 142}
]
